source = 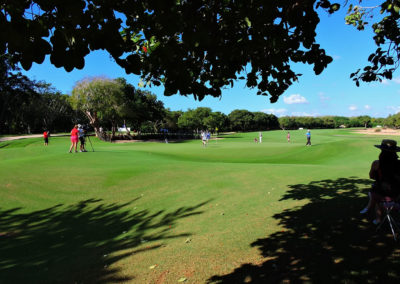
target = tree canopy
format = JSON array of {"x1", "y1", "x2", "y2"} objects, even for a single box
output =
[
  {"x1": 277, "y1": 115, "x2": 375, "y2": 129},
  {"x1": 71, "y1": 76, "x2": 127, "y2": 137},
  {"x1": 345, "y1": 0, "x2": 400, "y2": 84},
  {"x1": 0, "y1": 55, "x2": 77, "y2": 134},
  {"x1": 4, "y1": 1, "x2": 399, "y2": 102},
  {"x1": 71, "y1": 77, "x2": 165, "y2": 140},
  {"x1": 1, "y1": 0, "x2": 343, "y2": 103}
]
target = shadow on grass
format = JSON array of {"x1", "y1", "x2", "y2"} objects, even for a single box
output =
[
  {"x1": 0, "y1": 142, "x2": 11, "y2": 148},
  {"x1": 209, "y1": 177, "x2": 400, "y2": 283},
  {"x1": 0, "y1": 198, "x2": 210, "y2": 283}
]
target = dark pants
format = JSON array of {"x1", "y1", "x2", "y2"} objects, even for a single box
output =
[{"x1": 306, "y1": 137, "x2": 311, "y2": 145}]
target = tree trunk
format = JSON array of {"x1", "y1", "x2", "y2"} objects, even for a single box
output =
[
  {"x1": 153, "y1": 120, "x2": 159, "y2": 133},
  {"x1": 0, "y1": 92, "x2": 10, "y2": 134},
  {"x1": 85, "y1": 110, "x2": 110, "y2": 141},
  {"x1": 111, "y1": 124, "x2": 116, "y2": 140}
]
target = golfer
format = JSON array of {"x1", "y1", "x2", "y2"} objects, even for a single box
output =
[
  {"x1": 201, "y1": 131, "x2": 207, "y2": 147},
  {"x1": 69, "y1": 125, "x2": 79, "y2": 153},
  {"x1": 259, "y1": 132, "x2": 262, "y2": 143},
  {"x1": 43, "y1": 130, "x2": 49, "y2": 146},
  {"x1": 306, "y1": 130, "x2": 311, "y2": 146}
]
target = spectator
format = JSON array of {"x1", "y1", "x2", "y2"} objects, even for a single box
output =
[
  {"x1": 78, "y1": 125, "x2": 87, "y2": 152},
  {"x1": 360, "y1": 139, "x2": 400, "y2": 224}
]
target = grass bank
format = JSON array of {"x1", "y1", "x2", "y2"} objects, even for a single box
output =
[{"x1": 1, "y1": 129, "x2": 399, "y2": 283}]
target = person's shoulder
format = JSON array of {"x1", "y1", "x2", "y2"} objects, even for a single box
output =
[{"x1": 371, "y1": 160, "x2": 379, "y2": 168}]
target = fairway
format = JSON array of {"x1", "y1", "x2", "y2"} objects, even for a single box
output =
[{"x1": 1, "y1": 129, "x2": 400, "y2": 283}]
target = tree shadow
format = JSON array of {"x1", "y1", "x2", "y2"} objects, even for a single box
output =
[
  {"x1": 0, "y1": 142, "x2": 11, "y2": 148},
  {"x1": 209, "y1": 177, "x2": 400, "y2": 283},
  {"x1": 0, "y1": 198, "x2": 210, "y2": 283}
]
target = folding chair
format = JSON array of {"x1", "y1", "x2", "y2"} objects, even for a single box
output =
[{"x1": 376, "y1": 196, "x2": 400, "y2": 241}]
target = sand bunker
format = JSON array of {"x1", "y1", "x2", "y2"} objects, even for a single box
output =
[{"x1": 353, "y1": 128, "x2": 400, "y2": 136}]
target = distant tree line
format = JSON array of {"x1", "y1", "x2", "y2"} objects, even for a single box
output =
[
  {"x1": 174, "y1": 108, "x2": 279, "y2": 133},
  {"x1": 277, "y1": 115, "x2": 400, "y2": 129},
  {"x1": 2, "y1": 56, "x2": 400, "y2": 137},
  {"x1": 0, "y1": 58, "x2": 281, "y2": 137},
  {"x1": 278, "y1": 115, "x2": 386, "y2": 130},
  {"x1": 385, "y1": 113, "x2": 400, "y2": 128},
  {"x1": 0, "y1": 55, "x2": 84, "y2": 134}
]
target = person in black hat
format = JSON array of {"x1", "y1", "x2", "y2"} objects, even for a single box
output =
[{"x1": 360, "y1": 139, "x2": 400, "y2": 224}]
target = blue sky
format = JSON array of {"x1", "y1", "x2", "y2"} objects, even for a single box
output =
[{"x1": 22, "y1": 4, "x2": 400, "y2": 118}]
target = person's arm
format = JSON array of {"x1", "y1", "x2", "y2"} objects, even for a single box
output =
[{"x1": 369, "y1": 160, "x2": 379, "y2": 180}]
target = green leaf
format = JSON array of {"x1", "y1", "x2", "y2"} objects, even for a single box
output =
[
  {"x1": 329, "y1": 3, "x2": 340, "y2": 13},
  {"x1": 244, "y1": 17, "x2": 251, "y2": 27},
  {"x1": 132, "y1": 34, "x2": 143, "y2": 43},
  {"x1": 138, "y1": 79, "x2": 145, "y2": 88},
  {"x1": 178, "y1": 277, "x2": 187, "y2": 282}
]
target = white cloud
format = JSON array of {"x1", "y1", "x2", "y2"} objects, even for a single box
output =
[
  {"x1": 378, "y1": 77, "x2": 400, "y2": 85},
  {"x1": 332, "y1": 55, "x2": 341, "y2": 61},
  {"x1": 349, "y1": 105, "x2": 358, "y2": 111},
  {"x1": 318, "y1": 92, "x2": 330, "y2": 101},
  {"x1": 291, "y1": 112, "x2": 319, "y2": 117},
  {"x1": 380, "y1": 77, "x2": 400, "y2": 85},
  {"x1": 283, "y1": 94, "x2": 308, "y2": 104},
  {"x1": 387, "y1": 106, "x2": 400, "y2": 113},
  {"x1": 364, "y1": 105, "x2": 371, "y2": 110},
  {"x1": 261, "y1": 108, "x2": 287, "y2": 116}
]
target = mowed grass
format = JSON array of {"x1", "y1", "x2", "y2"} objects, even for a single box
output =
[{"x1": 1, "y1": 129, "x2": 400, "y2": 283}]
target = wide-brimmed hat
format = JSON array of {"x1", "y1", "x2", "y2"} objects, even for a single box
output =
[{"x1": 374, "y1": 139, "x2": 400, "y2": 152}]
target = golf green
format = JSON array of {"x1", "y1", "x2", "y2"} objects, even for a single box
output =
[{"x1": 1, "y1": 129, "x2": 399, "y2": 283}]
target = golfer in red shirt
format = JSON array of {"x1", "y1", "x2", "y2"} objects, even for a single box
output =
[
  {"x1": 69, "y1": 125, "x2": 79, "y2": 153},
  {"x1": 43, "y1": 130, "x2": 49, "y2": 146}
]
